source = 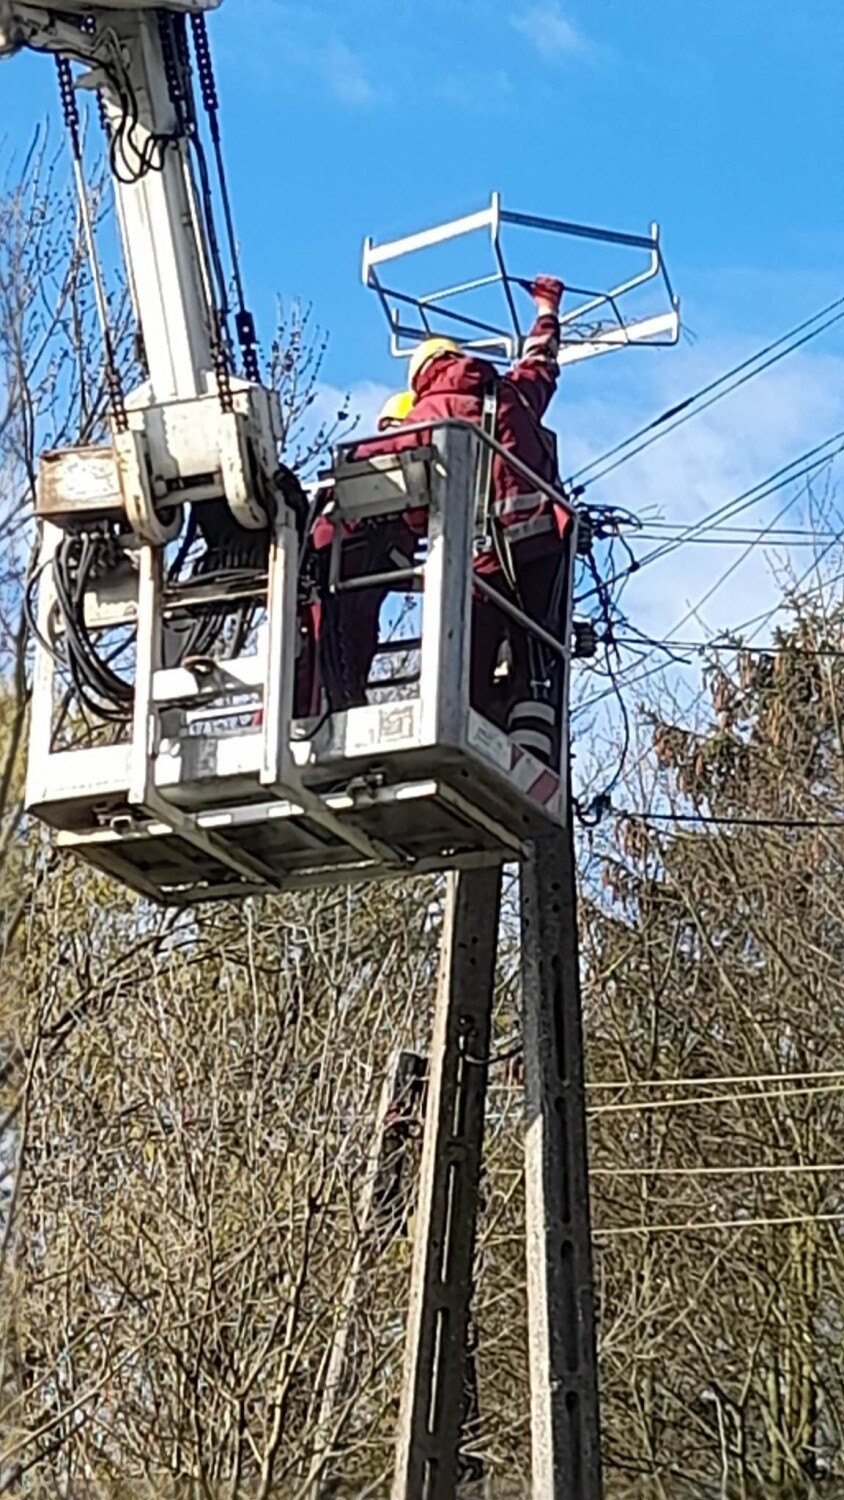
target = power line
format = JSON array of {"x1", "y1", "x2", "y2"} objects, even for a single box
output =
[
  {"x1": 575, "y1": 481, "x2": 844, "y2": 717},
  {"x1": 576, "y1": 474, "x2": 823, "y2": 716},
  {"x1": 588, "y1": 1081, "x2": 844, "y2": 1117},
  {"x1": 592, "y1": 1162, "x2": 844, "y2": 1179},
  {"x1": 630, "y1": 433, "x2": 844, "y2": 572},
  {"x1": 588, "y1": 1067, "x2": 844, "y2": 1091},
  {"x1": 640, "y1": 519, "x2": 838, "y2": 535},
  {"x1": 621, "y1": 810, "x2": 844, "y2": 830},
  {"x1": 610, "y1": 637, "x2": 844, "y2": 658},
  {"x1": 635, "y1": 533, "x2": 834, "y2": 549},
  {"x1": 639, "y1": 521, "x2": 841, "y2": 541},
  {"x1": 575, "y1": 434, "x2": 844, "y2": 629},
  {"x1": 568, "y1": 292, "x2": 844, "y2": 489},
  {"x1": 594, "y1": 1210, "x2": 844, "y2": 1240}
]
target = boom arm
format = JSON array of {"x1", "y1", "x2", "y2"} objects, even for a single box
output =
[{"x1": 0, "y1": 0, "x2": 283, "y2": 541}]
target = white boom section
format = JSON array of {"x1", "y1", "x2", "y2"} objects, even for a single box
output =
[
  {"x1": 107, "y1": 11, "x2": 215, "y2": 403},
  {"x1": 2, "y1": 3, "x2": 214, "y2": 397},
  {"x1": 0, "y1": 1, "x2": 282, "y2": 539}
]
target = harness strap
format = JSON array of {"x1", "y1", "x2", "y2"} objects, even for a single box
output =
[{"x1": 474, "y1": 379, "x2": 499, "y2": 543}]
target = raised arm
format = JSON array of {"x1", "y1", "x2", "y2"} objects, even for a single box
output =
[{"x1": 505, "y1": 276, "x2": 564, "y2": 420}]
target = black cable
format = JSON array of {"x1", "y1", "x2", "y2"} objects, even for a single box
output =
[
  {"x1": 167, "y1": 508, "x2": 198, "y2": 583},
  {"x1": 613, "y1": 636, "x2": 844, "y2": 659},
  {"x1": 54, "y1": 55, "x2": 129, "y2": 431},
  {"x1": 23, "y1": 558, "x2": 56, "y2": 658},
  {"x1": 51, "y1": 531, "x2": 135, "y2": 721},
  {"x1": 623, "y1": 810, "x2": 844, "y2": 831},
  {"x1": 48, "y1": 30, "x2": 176, "y2": 185},
  {"x1": 575, "y1": 506, "x2": 844, "y2": 734},
  {"x1": 567, "y1": 293, "x2": 844, "y2": 489},
  {"x1": 577, "y1": 434, "x2": 844, "y2": 612},
  {"x1": 637, "y1": 435, "x2": 844, "y2": 571},
  {"x1": 573, "y1": 548, "x2": 631, "y2": 813},
  {"x1": 577, "y1": 476, "x2": 814, "y2": 715}
]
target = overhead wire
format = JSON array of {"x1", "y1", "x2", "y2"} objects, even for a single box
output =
[
  {"x1": 575, "y1": 464, "x2": 825, "y2": 720},
  {"x1": 619, "y1": 810, "x2": 844, "y2": 831},
  {"x1": 576, "y1": 444, "x2": 844, "y2": 722},
  {"x1": 572, "y1": 463, "x2": 844, "y2": 830},
  {"x1": 588, "y1": 1081, "x2": 844, "y2": 1117},
  {"x1": 592, "y1": 1162, "x2": 844, "y2": 1179},
  {"x1": 634, "y1": 530, "x2": 839, "y2": 548},
  {"x1": 567, "y1": 292, "x2": 844, "y2": 490},
  {"x1": 588, "y1": 1067, "x2": 844, "y2": 1091},
  {"x1": 600, "y1": 430, "x2": 844, "y2": 583},
  {"x1": 611, "y1": 636, "x2": 844, "y2": 657},
  {"x1": 593, "y1": 1210, "x2": 844, "y2": 1240}
]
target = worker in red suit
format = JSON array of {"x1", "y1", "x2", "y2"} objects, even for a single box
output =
[
  {"x1": 355, "y1": 277, "x2": 570, "y2": 761},
  {"x1": 297, "y1": 391, "x2": 417, "y2": 716}
]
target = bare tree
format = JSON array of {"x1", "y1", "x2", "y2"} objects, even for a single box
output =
[{"x1": 584, "y1": 545, "x2": 844, "y2": 1498}]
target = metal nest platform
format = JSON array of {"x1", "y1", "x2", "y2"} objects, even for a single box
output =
[{"x1": 363, "y1": 190, "x2": 680, "y2": 369}]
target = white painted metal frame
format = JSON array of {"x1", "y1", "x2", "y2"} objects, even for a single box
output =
[{"x1": 362, "y1": 189, "x2": 680, "y2": 369}]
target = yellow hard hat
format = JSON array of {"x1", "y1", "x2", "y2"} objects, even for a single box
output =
[
  {"x1": 408, "y1": 337, "x2": 459, "y2": 390},
  {"x1": 378, "y1": 390, "x2": 414, "y2": 429}
]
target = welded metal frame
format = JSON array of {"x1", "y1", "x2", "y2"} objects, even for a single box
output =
[
  {"x1": 27, "y1": 506, "x2": 309, "y2": 894},
  {"x1": 362, "y1": 189, "x2": 680, "y2": 369}
]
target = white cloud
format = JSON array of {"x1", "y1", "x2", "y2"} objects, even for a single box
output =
[
  {"x1": 315, "y1": 38, "x2": 380, "y2": 107},
  {"x1": 327, "y1": 378, "x2": 394, "y2": 437},
  {"x1": 434, "y1": 69, "x2": 514, "y2": 111},
  {"x1": 513, "y1": 2, "x2": 585, "y2": 58}
]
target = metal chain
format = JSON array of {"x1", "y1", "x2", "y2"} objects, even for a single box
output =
[
  {"x1": 156, "y1": 10, "x2": 235, "y2": 414},
  {"x1": 211, "y1": 332, "x2": 235, "y2": 414},
  {"x1": 153, "y1": 8, "x2": 233, "y2": 417},
  {"x1": 157, "y1": 11, "x2": 189, "y2": 129},
  {"x1": 56, "y1": 56, "x2": 129, "y2": 434},
  {"x1": 190, "y1": 12, "x2": 261, "y2": 386},
  {"x1": 189, "y1": 11, "x2": 219, "y2": 115}
]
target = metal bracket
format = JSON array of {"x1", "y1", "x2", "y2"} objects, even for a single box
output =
[{"x1": 114, "y1": 428, "x2": 181, "y2": 546}]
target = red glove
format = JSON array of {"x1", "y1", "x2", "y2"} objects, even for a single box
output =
[{"x1": 530, "y1": 275, "x2": 564, "y2": 314}]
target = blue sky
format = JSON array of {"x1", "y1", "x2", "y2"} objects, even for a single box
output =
[{"x1": 3, "y1": 0, "x2": 844, "y2": 668}]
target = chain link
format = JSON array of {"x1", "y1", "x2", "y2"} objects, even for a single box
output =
[{"x1": 190, "y1": 12, "x2": 262, "y2": 386}]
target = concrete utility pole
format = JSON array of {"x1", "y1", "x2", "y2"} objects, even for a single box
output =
[
  {"x1": 386, "y1": 822, "x2": 602, "y2": 1499},
  {"x1": 390, "y1": 866, "x2": 502, "y2": 1499},
  {"x1": 521, "y1": 830, "x2": 603, "y2": 1499}
]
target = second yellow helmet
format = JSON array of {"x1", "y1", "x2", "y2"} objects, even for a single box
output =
[{"x1": 378, "y1": 390, "x2": 415, "y2": 429}]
